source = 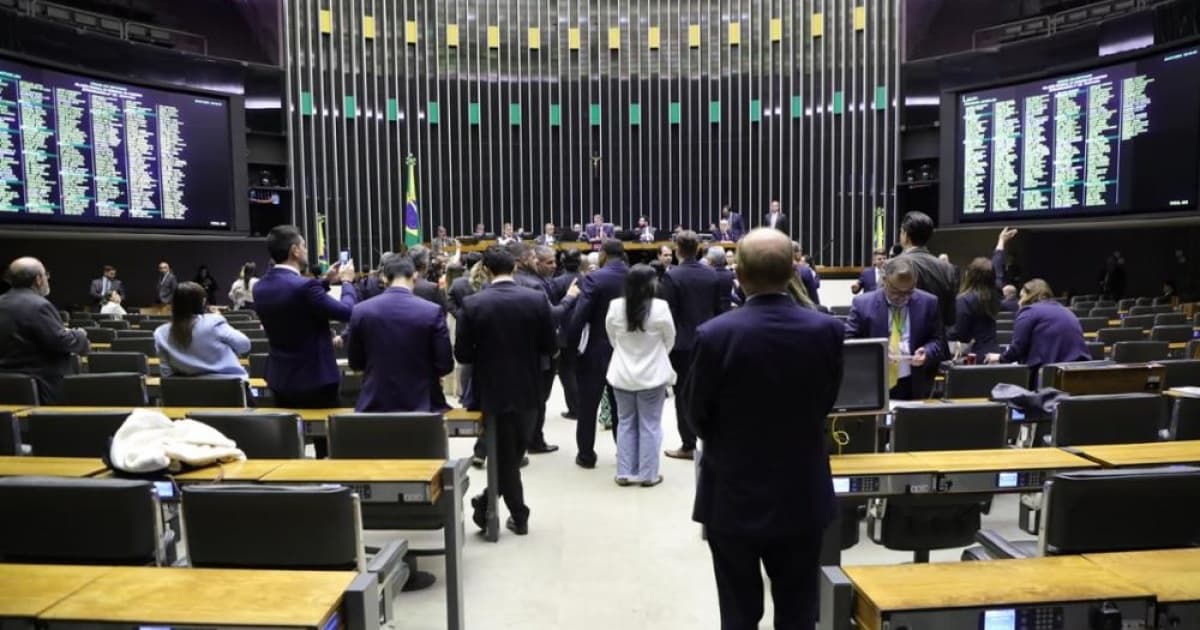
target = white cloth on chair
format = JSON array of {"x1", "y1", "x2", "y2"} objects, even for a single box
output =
[{"x1": 109, "y1": 409, "x2": 246, "y2": 474}]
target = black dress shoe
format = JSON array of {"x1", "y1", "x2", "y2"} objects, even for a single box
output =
[
  {"x1": 528, "y1": 443, "x2": 559, "y2": 454},
  {"x1": 506, "y1": 517, "x2": 529, "y2": 536},
  {"x1": 561, "y1": 411, "x2": 577, "y2": 419},
  {"x1": 521, "y1": 455, "x2": 530, "y2": 467},
  {"x1": 470, "y1": 494, "x2": 487, "y2": 530},
  {"x1": 401, "y1": 570, "x2": 437, "y2": 592},
  {"x1": 575, "y1": 454, "x2": 596, "y2": 469},
  {"x1": 471, "y1": 456, "x2": 485, "y2": 469}
]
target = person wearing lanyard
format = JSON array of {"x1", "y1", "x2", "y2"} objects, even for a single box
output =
[{"x1": 845, "y1": 257, "x2": 946, "y2": 400}]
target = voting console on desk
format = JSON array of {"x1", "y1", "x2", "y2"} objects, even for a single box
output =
[{"x1": 829, "y1": 454, "x2": 935, "y2": 498}]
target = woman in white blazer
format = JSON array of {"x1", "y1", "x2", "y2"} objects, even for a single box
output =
[{"x1": 605, "y1": 264, "x2": 676, "y2": 486}]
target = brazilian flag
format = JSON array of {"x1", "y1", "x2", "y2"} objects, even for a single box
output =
[{"x1": 404, "y1": 154, "x2": 421, "y2": 248}]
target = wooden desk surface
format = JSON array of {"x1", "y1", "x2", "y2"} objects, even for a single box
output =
[
  {"x1": 829, "y1": 453, "x2": 932, "y2": 476},
  {"x1": 253, "y1": 407, "x2": 354, "y2": 422},
  {"x1": 908, "y1": 448, "x2": 1100, "y2": 473},
  {"x1": 845, "y1": 556, "x2": 1153, "y2": 627},
  {"x1": 0, "y1": 456, "x2": 108, "y2": 478},
  {"x1": 172, "y1": 460, "x2": 285, "y2": 482},
  {"x1": 39, "y1": 566, "x2": 356, "y2": 627},
  {"x1": 144, "y1": 377, "x2": 267, "y2": 389},
  {"x1": 445, "y1": 408, "x2": 483, "y2": 423},
  {"x1": 1073, "y1": 440, "x2": 1200, "y2": 467},
  {"x1": 1085, "y1": 548, "x2": 1200, "y2": 603},
  {"x1": 261, "y1": 459, "x2": 443, "y2": 484},
  {"x1": 0, "y1": 564, "x2": 112, "y2": 618}
]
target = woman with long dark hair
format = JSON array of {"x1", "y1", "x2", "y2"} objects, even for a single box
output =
[
  {"x1": 604, "y1": 264, "x2": 676, "y2": 487},
  {"x1": 949, "y1": 257, "x2": 1001, "y2": 361},
  {"x1": 227, "y1": 262, "x2": 258, "y2": 310},
  {"x1": 154, "y1": 281, "x2": 251, "y2": 379}
]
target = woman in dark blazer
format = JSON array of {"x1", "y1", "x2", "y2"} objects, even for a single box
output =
[
  {"x1": 986, "y1": 279, "x2": 1091, "y2": 374},
  {"x1": 949, "y1": 257, "x2": 1000, "y2": 361}
]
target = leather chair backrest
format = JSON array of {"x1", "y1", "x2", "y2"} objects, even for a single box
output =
[
  {"x1": 28, "y1": 411, "x2": 130, "y2": 457},
  {"x1": 944, "y1": 365, "x2": 1031, "y2": 399},
  {"x1": 160, "y1": 376, "x2": 248, "y2": 407},
  {"x1": 1076, "y1": 317, "x2": 1107, "y2": 333},
  {"x1": 0, "y1": 411, "x2": 21, "y2": 455},
  {"x1": 186, "y1": 412, "x2": 304, "y2": 458},
  {"x1": 329, "y1": 413, "x2": 447, "y2": 459},
  {"x1": 60, "y1": 373, "x2": 147, "y2": 406},
  {"x1": 1097, "y1": 327, "x2": 1143, "y2": 344},
  {"x1": 111, "y1": 337, "x2": 157, "y2": 355},
  {"x1": 1111, "y1": 341, "x2": 1169, "y2": 363},
  {"x1": 892, "y1": 403, "x2": 1007, "y2": 452},
  {"x1": 82, "y1": 327, "x2": 116, "y2": 343},
  {"x1": 1051, "y1": 393, "x2": 1164, "y2": 447},
  {"x1": 1150, "y1": 325, "x2": 1193, "y2": 343},
  {"x1": 0, "y1": 373, "x2": 39, "y2": 405},
  {"x1": 86, "y1": 352, "x2": 150, "y2": 375},
  {"x1": 1154, "y1": 313, "x2": 1187, "y2": 326}
]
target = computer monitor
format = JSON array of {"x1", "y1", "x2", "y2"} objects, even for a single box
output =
[{"x1": 832, "y1": 338, "x2": 889, "y2": 414}]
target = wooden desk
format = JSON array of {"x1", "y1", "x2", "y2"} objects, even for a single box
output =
[
  {"x1": 1072, "y1": 440, "x2": 1200, "y2": 467},
  {"x1": 253, "y1": 406, "x2": 353, "y2": 423},
  {"x1": 39, "y1": 566, "x2": 355, "y2": 628},
  {"x1": 172, "y1": 460, "x2": 285, "y2": 482},
  {"x1": 145, "y1": 376, "x2": 267, "y2": 389},
  {"x1": 844, "y1": 556, "x2": 1154, "y2": 630},
  {"x1": 1086, "y1": 548, "x2": 1200, "y2": 605},
  {"x1": 0, "y1": 564, "x2": 111, "y2": 620},
  {"x1": 828, "y1": 453, "x2": 936, "y2": 497},
  {"x1": 260, "y1": 459, "x2": 444, "y2": 503},
  {"x1": 0, "y1": 456, "x2": 107, "y2": 478},
  {"x1": 445, "y1": 408, "x2": 484, "y2": 436},
  {"x1": 911, "y1": 448, "x2": 1099, "y2": 493}
]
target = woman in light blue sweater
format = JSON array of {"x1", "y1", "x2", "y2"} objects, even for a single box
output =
[{"x1": 154, "y1": 282, "x2": 251, "y2": 379}]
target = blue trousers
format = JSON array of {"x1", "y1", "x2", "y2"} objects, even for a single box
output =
[{"x1": 612, "y1": 386, "x2": 666, "y2": 482}]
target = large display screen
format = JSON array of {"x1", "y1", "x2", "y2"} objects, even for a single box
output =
[
  {"x1": 955, "y1": 45, "x2": 1200, "y2": 221},
  {"x1": 0, "y1": 54, "x2": 235, "y2": 230}
]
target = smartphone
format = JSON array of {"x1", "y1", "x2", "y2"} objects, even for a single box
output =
[{"x1": 338, "y1": 250, "x2": 351, "y2": 265}]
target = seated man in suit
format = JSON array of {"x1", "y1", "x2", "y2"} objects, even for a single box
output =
[
  {"x1": 635, "y1": 216, "x2": 656, "y2": 242},
  {"x1": 851, "y1": 248, "x2": 887, "y2": 294},
  {"x1": 845, "y1": 257, "x2": 946, "y2": 400},
  {"x1": 712, "y1": 219, "x2": 737, "y2": 243},
  {"x1": 430, "y1": 225, "x2": 458, "y2": 257},
  {"x1": 346, "y1": 255, "x2": 452, "y2": 412},
  {"x1": 585, "y1": 213, "x2": 615, "y2": 242},
  {"x1": 719, "y1": 205, "x2": 745, "y2": 240},
  {"x1": 685, "y1": 228, "x2": 844, "y2": 630},
  {"x1": 253, "y1": 225, "x2": 358, "y2": 411},
  {"x1": 497, "y1": 222, "x2": 520, "y2": 245},
  {"x1": 535, "y1": 222, "x2": 558, "y2": 246},
  {"x1": 0, "y1": 257, "x2": 90, "y2": 403},
  {"x1": 89, "y1": 265, "x2": 125, "y2": 308}
]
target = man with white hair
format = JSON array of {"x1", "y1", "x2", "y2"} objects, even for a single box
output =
[
  {"x1": 705, "y1": 246, "x2": 735, "y2": 313},
  {"x1": 1001, "y1": 284, "x2": 1019, "y2": 313},
  {"x1": 0, "y1": 257, "x2": 90, "y2": 403}
]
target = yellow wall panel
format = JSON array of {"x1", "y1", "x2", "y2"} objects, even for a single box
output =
[
  {"x1": 405, "y1": 20, "x2": 418, "y2": 44},
  {"x1": 568, "y1": 27, "x2": 581, "y2": 50},
  {"x1": 854, "y1": 6, "x2": 867, "y2": 31},
  {"x1": 363, "y1": 16, "x2": 376, "y2": 39},
  {"x1": 446, "y1": 23, "x2": 459, "y2": 47},
  {"x1": 487, "y1": 25, "x2": 500, "y2": 48},
  {"x1": 528, "y1": 26, "x2": 540, "y2": 49},
  {"x1": 648, "y1": 26, "x2": 660, "y2": 49},
  {"x1": 318, "y1": 9, "x2": 332, "y2": 34},
  {"x1": 608, "y1": 27, "x2": 620, "y2": 50},
  {"x1": 688, "y1": 24, "x2": 701, "y2": 47},
  {"x1": 812, "y1": 12, "x2": 825, "y2": 38},
  {"x1": 728, "y1": 22, "x2": 741, "y2": 45},
  {"x1": 770, "y1": 17, "x2": 783, "y2": 41}
]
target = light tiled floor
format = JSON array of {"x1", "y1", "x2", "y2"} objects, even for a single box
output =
[{"x1": 366, "y1": 384, "x2": 1029, "y2": 630}]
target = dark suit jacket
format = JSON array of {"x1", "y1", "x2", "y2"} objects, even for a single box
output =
[
  {"x1": 567, "y1": 261, "x2": 629, "y2": 365},
  {"x1": 797, "y1": 264, "x2": 821, "y2": 305},
  {"x1": 0, "y1": 288, "x2": 90, "y2": 403},
  {"x1": 550, "y1": 271, "x2": 581, "y2": 304},
  {"x1": 857, "y1": 267, "x2": 880, "y2": 292},
  {"x1": 1000, "y1": 300, "x2": 1091, "y2": 373},
  {"x1": 763, "y1": 212, "x2": 789, "y2": 234},
  {"x1": 252, "y1": 267, "x2": 357, "y2": 392},
  {"x1": 347, "y1": 287, "x2": 452, "y2": 412},
  {"x1": 711, "y1": 229, "x2": 737, "y2": 243},
  {"x1": 584, "y1": 223, "x2": 615, "y2": 241},
  {"x1": 686, "y1": 293, "x2": 844, "y2": 536},
  {"x1": 725, "y1": 212, "x2": 745, "y2": 239},
  {"x1": 447, "y1": 276, "x2": 476, "y2": 319},
  {"x1": 413, "y1": 278, "x2": 447, "y2": 313},
  {"x1": 845, "y1": 288, "x2": 946, "y2": 399},
  {"x1": 358, "y1": 275, "x2": 386, "y2": 301},
  {"x1": 1000, "y1": 297, "x2": 1019, "y2": 313},
  {"x1": 713, "y1": 268, "x2": 735, "y2": 313},
  {"x1": 157, "y1": 273, "x2": 178, "y2": 304},
  {"x1": 659, "y1": 261, "x2": 720, "y2": 353},
  {"x1": 89, "y1": 277, "x2": 126, "y2": 304},
  {"x1": 949, "y1": 292, "x2": 999, "y2": 358},
  {"x1": 898, "y1": 247, "x2": 958, "y2": 327},
  {"x1": 454, "y1": 281, "x2": 555, "y2": 415}
]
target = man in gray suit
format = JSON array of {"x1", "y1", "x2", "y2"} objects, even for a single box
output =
[
  {"x1": 156, "y1": 261, "x2": 178, "y2": 306},
  {"x1": 0, "y1": 257, "x2": 90, "y2": 403},
  {"x1": 88, "y1": 265, "x2": 125, "y2": 307}
]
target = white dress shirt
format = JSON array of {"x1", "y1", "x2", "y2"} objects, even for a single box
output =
[{"x1": 604, "y1": 298, "x2": 677, "y2": 391}]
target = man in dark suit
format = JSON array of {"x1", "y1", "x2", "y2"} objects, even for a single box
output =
[
  {"x1": 659, "y1": 231, "x2": 720, "y2": 460},
  {"x1": 845, "y1": 257, "x2": 947, "y2": 400},
  {"x1": 253, "y1": 225, "x2": 358, "y2": 410},
  {"x1": 584, "y1": 213, "x2": 615, "y2": 242},
  {"x1": 534, "y1": 222, "x2": 559, "y2": 246},
  {"x1": 0, "y1": 257, "x2": 90, "y2": 403},
  {"x1": 763, "y1": 199, "x2": 789, "y2": 234},
  {"x1": 720, "y1": 205, "x2": 745, "y2": 240},
  {"x1": 407, "y1": 245, "x2": 448, "y2": 313},
  {"x1": 896, "y1": 211, "x2": 958, "y2": 327},
  {"x1": 1000, "y1": 285, "x2": 1019, "y2": 312},
  {"x1": 712, "y1": 219, "x2": 737, "y2": 243},
  {"x1": 89, "y1": 265, "x2": 125, "y2": 307},
  {"x1": 156, "y1": 261, "x2": 177, "y2": 307},
  {"x1": 851, "y1": 249, "x2": 887, "y2": 294},
  {"x1": 346, "y1": 255, "x2": 452, "y2": 413},
  {"x1": 704, "y1": 246, "x2": 735, "y2": 313},
  {"x1": 567, "y1": 239, "x2": 629, "y2": 468},
  {"x1": 685, "y1": 229, "x2": 844, "y2": 630},
  {"x1": 455, "y1": 245, "x2": 555, "y2": 536},
  {"x1": 552, "y1": 249, "x2": 584, "y2": 419}
]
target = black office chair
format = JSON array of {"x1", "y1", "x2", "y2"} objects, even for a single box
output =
[
  {"x1": 160, "y1": 376, "x2": 248, "y2": 407},
  {"x1": 243, "y1": 329, "x2": 268, "y2": 341},
  {"x1": 996, "y1": 330, "x2": 1013, "y2": 345},
  {"x1": 95, "y1": 319, "x2": 130, "y2": 330},
  {"x1": 1155, "y1": 313, "x2": 1187, "y2": 326},
  {"x1": 1097, "y1": 327, "x2": 1143, "y2": 344},
  {"x1": 1088, "y1": 307, "x2": 1118, "y2": 319},
  {"x1": 328, "y1": 412, "x2": 459, "y2": 587},
  {"x1": 1111, "y1": 341, "x2": 1169, "y2": 363},
  {"x1": 964, "y1": 466, "x2": 1200, "y2": 560},
  {"x1": 0, "y1": 373, "x2": 39, "y2": 406},
  {"x1": 1048, "y1": 393, "x2": 1164, "y2": 447},
  {"x1": 60, "y1": 373, "x2": 147, "y2": 406},
  {"x1": 1085, "y1": 341, "x2": 1106, "y2": 360},
  {"x1": 186, "y1": 412, "x2": 304, "y2": 458},
  {"x1": 1070, "y1": 295, "x2": 1096, "y2": 305},
  {"x1": 1075, "y1": 317, "x2": 1107, "y2": 333},
  {"x1": 111, "y1": 337, "x2": 157, "y2": 355},
  {"x1": 868, "y1": 403, "x2": 1007, "y2": 563},
  {"x1": 223, "y1": 312, "x2": 255, "y2": 322},
  {"x1": 1152, "y1": 304, "x2": 1175, "y2": 314},
  {"x1": 124, "y1": 313, "x2": 147, "y2": 325},
  {"x1": 249, "y1": 339, "x2": 271, "y2": 355},
  {"x1": 1170, "y1": 397, "x2": 1200, "y2": 440},
  {"x1": 1095, "y1": 300, "x2": 1116, "y2": 308},
  {"x1": 0, "y1": 476, "x2": 167, "y2": 565},
  {"x1": 27, "y1": 411, "x2": 130, "y2": 457},
  {"x1": 1117, "y1": 298, "x2": 1137, "y2": 311},
  {"x1": 943, "y1": 364, "x2": 1031, "y2": 399},
  {"x1": 1122, "y1": 314, "x2": 1155, "y2": 330},
  {"x1": 0, "y1": 411, "x2": 22, "y2": 456},
  {"x1": 115, "y1": 329, "x2": 155, "y2": 339},
  {"x1": 995, "y1": 319, "x2": 1014, "y2": 332},
  {"x1": 182, "y1": 484, "x2": 407, "y2": 622},
  {"x1": 230, "y1": 321, "x2": 263, "y2": 331},
  {"x1": 1151, "y1": 324, "x2": 1193, "y2": 344},
  {"x1": 82, "y1": 327, "x2": 117, "y2": 344},
  {"x1": 1158, "y1": 359, "x2": 1200, "y2": 388},
  {"x1": 248, "y1": 353, "x2": 269, "y2": 379},
  {"x1": 1129, "y1": 305, "x2": 1154, "y2": 315},
  {"x1": 1190, "y1": 338, "x2": 1200, "y2": 360},
  {"x1": 1070, "y1": 307, "x2": 1091, "y2": 319},
  {"x1": 86, "y1": 352, "x2": 150, "y2": 375}
]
